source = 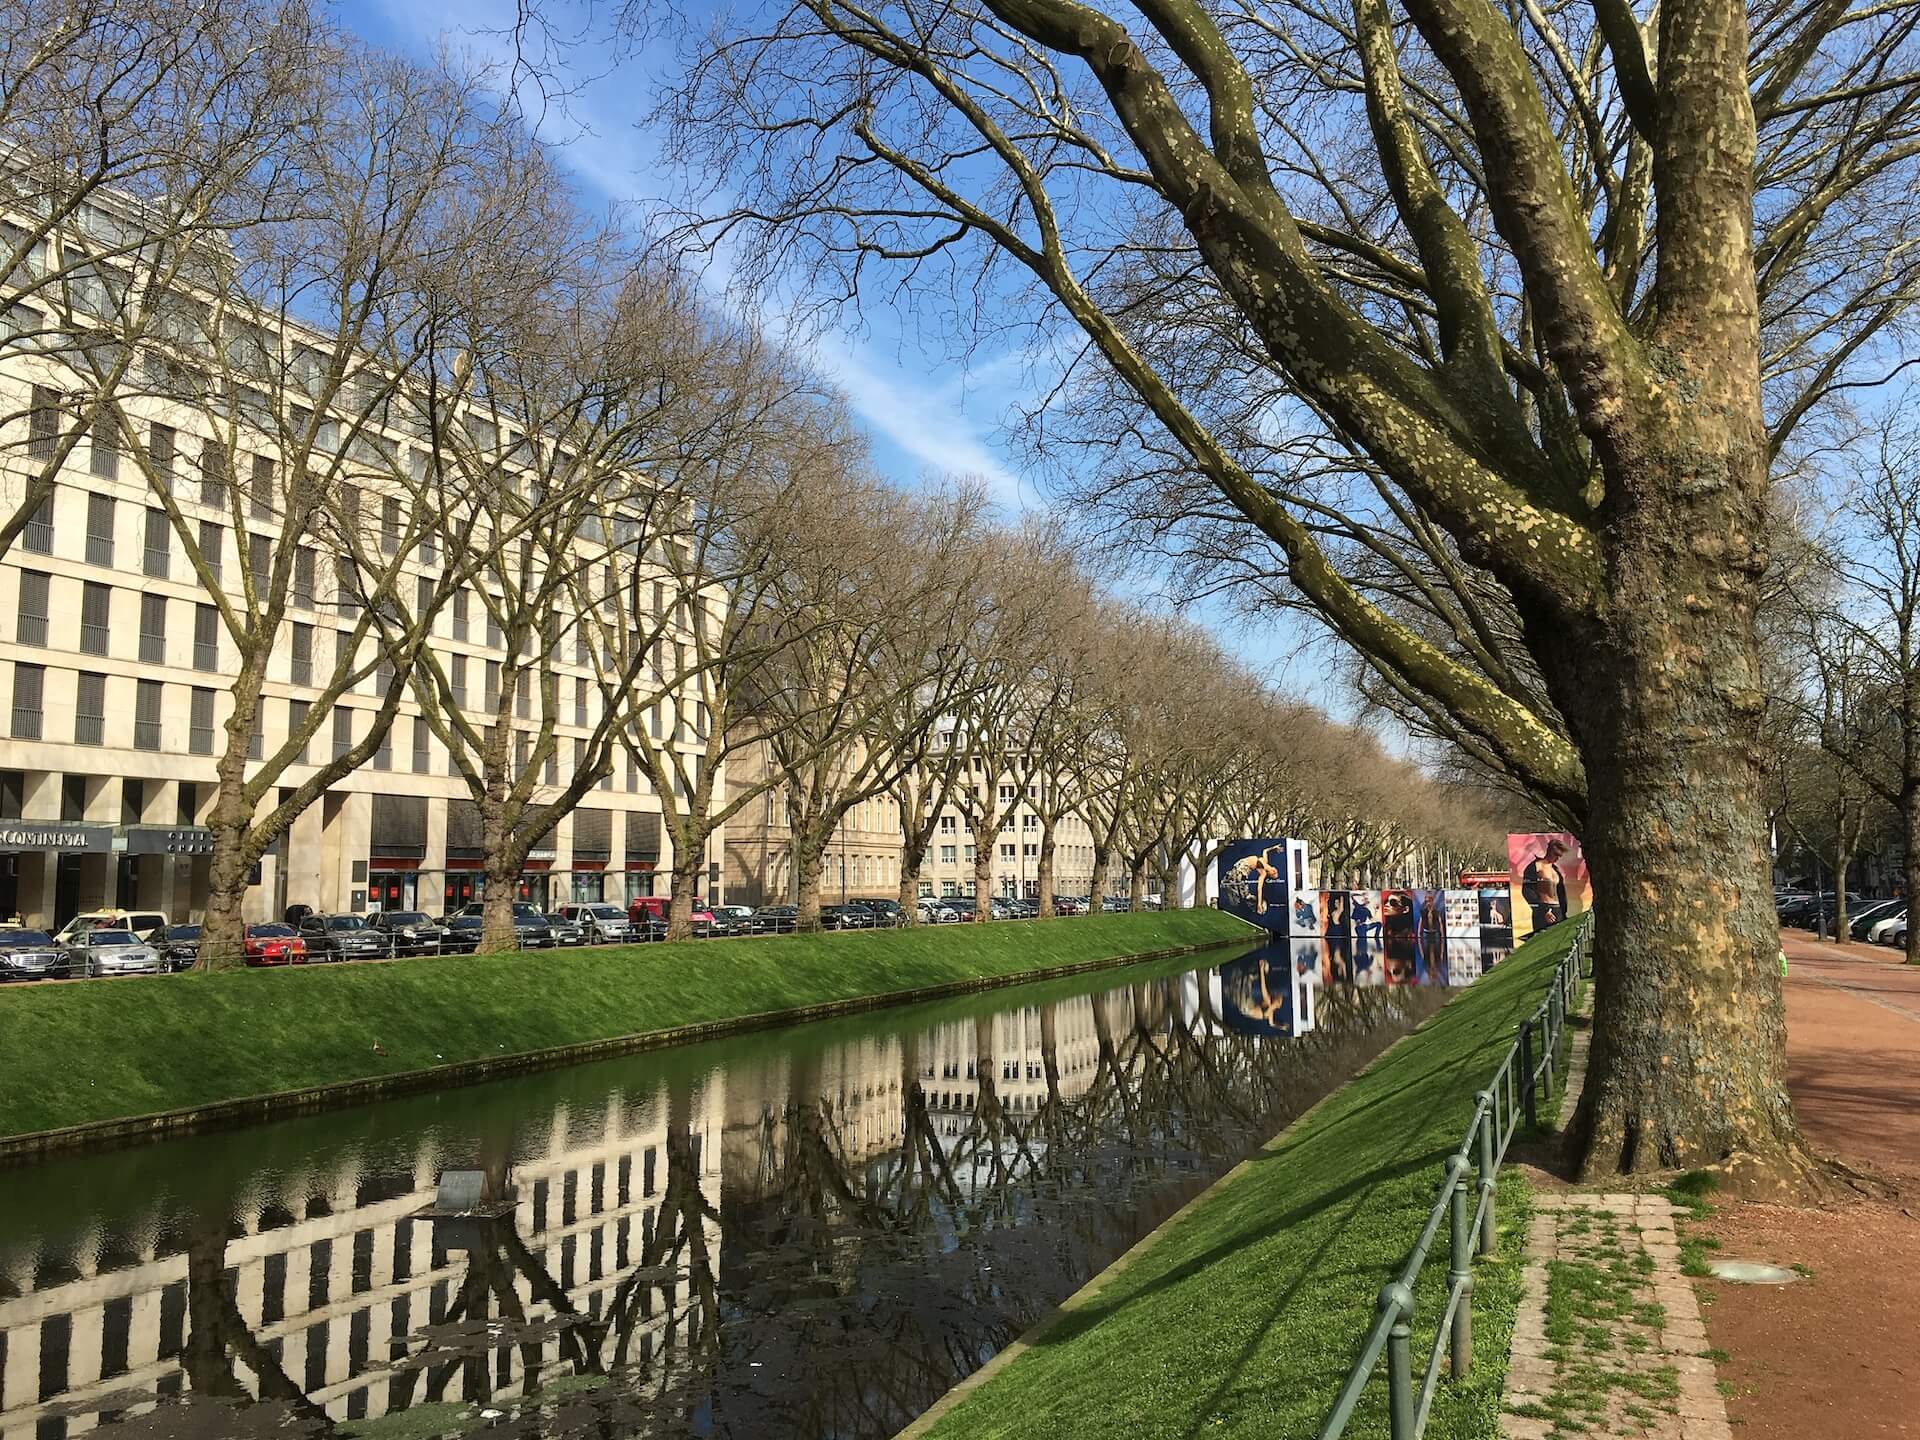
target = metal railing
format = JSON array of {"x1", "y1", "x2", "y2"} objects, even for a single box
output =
[{"x1": 1318, "y1": 913, "x2": 1593, "y2": 1440}]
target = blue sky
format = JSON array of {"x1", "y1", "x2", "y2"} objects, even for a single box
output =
[{"x1": 335, "y1": 0, "x2": 1346, "y2": 706}]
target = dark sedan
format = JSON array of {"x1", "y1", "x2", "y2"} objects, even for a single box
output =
[
  {"x1": 439, "y1": 915, "x2": 485, "y2": 953},
  {"x1": 297, "y1": 913, "x2": 390, "y2": 962},
  {"x1": 149, "y1": 923, "x2": 203, "y2": 971},
  {"x1": 854, "y1": 899, "x2": 906, "y2": 927},
  {"x1": 448, "y1": 903, "x2": 555, "y2": 949},
  {"x1": 752, "y1": 905, "x2": 800, "y2": 934},
  {"x1": 544, "y1": 912, "x2": 588, "y2": 947},
  {"x1": 0, "y1": 928, "x2": 69, "y2": 980},
  {"x1": 368, "y1": 910, "x2": 446, "y2": 956},
  {"x1": 820, "y1": 904, "x2": 876, "y2": 930}
]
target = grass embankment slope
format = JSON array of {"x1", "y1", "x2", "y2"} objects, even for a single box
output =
[
  {"x1": 0, "y1": 908, "x2": 1247, "y2": 1139},
  {"x1": 919, "y1": 921, "x2": 1576, "y2": 1440}
]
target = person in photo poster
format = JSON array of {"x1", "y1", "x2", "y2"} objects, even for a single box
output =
[
  {"x1": 1293, "y1": 890, "x2": 1319, "y2": 932},
  {"x1": 1508, "y1": 832, "x2": 1592, "y2": 940},
  {"x1": 1380, "y1": 889, "x2": 1415, "y2": 938},
  {"x1": 1383, "y1": 931, "x2": 1418, "y2": 984},
  {"x1": 1322, "y1": 936, "x2": 1353, "y2": 985},
  {"x1": 1321, "y1": 889, "x2": 1351, "y2": 937},
  {"x1": 1220, "y1": 842, "x2": 1288, "y2": 917},
  {"x1": 1414, "y1": 889, "x2": 1445, "y2": 947},
  {"x1": 1350, "y1": 889, "x2": 1381, "y2": 942}
]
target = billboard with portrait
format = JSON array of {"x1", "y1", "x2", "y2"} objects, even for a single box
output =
[
  {"x1": 1319, "y1": 889, "x2": 1351, "y2": 938},
  {"x1": 1217, "y1": 838, "x2": 1312, "y2": 934},
  {"x1": 1507, "y1": 832, "x2": 1593, "y2": 941}
]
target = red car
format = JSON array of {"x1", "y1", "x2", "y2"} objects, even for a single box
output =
[{"x1": 244, "y1": 923, "x2": 309, "y2": 966}]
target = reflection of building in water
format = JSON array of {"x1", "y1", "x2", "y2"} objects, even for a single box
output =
[{"x1": 0, "y1": 1083, "x2": 723, "y2": 1439}]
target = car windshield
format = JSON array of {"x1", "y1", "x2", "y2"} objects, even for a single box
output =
[
  {"x1": 0, "y1": 931, "x2": 54, "y2": 946},
  {"x1": 166, "y1": 926, "x2": 201, "y2": 940},
  {"x1": 87, "y1": 931, "x2": 137, "y2": 946},
  {"x1": 385, "y1": 913, "x2": 429, "y2": 925},
  {"x1": 588, "y1": 906, "x2": 624, "y2": 919},
  {"x1": 249, "y1": 924, "x2": 294, "y2": 938},
  {"x1": 326, "y1": 916, "x2": 366, "y2": 930},
  {"x1": 512, "y1": 905, "x2": 543, "y2": 919}
]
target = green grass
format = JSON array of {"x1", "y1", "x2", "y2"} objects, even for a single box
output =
[
  {"x1": 0, "y1": 909, "x2": 1249, "y2": 1138},
  {"x1": 915, "y1": 921, "x2": 1581, "y2": 1440}
]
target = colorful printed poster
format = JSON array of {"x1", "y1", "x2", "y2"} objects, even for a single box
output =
[
  {"x1": 1320, "y1": 889, "x2": 1351, "y2": 938},
  {"x1": 1479, "y1": 885, "x2": 1513, "y2": 935},
  {"x1": 1443, "y1": 889, "x2": 1480, "y2": 939},
  {"x1": 1348, "y1": 889, "x2": 1384, "y2": 944},
  {"x1": 1507, "y1": 832, "x2": 1593, "y2": 941}
]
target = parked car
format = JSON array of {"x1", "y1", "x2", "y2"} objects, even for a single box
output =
[
  {"x1": 0, "y1": 928, "x2": 69, "y2": 980},
  {"x1": 543, "y1": 912, "x2": 588, "y2": 946},
  {"x1": 707, "y1": 904, "x2": 760, "y2": 936},
  {"x1": 752, "y1": 905, "x2": 800, "y2": 934},
  {"x1": 149, "y1": 923, "x2": 203, "y2": 971},
  {"x1": 819, "y1": 904, "x2": 875, "y2": 930},
  {"x1": 916, "y1": 898, "x2": 960, "y2": 924},
  {"x1": 555, "y1": 903, "x2": 640, "y2": 945},
  {"x1": 855, "y1": 898, "x2": 906, "y2": 927},
  {"x1": 52, "y1": 910, "x2": 170, "y2": 947},
  {"x1": 440, "y1": 915, "x2": 485, "y2": 953},
  {"x1": 627, "y1": 896, "x2": 668, "y2": 926},
  {"x1": 244, "y1": 922, "x2": 307, "y2": 966},
  {"x1": 630, "y1": 914, "x2": 671, "y2": 943},
  {"x1": 367, "y1": 910, "x2": 446, "y2": 956},
  {"x1": 1052, "y1": 895, "x2": 1087, "y2": 916},
  {"x1": 449, "y1": 902, "x2": 555, "y2": 949},
  {"x1": 1848, "y1": 898, "x2": 1904, "y2": 943},
  {"x1": 296, "y1": 913, "x2": 390, "y2": 962},
  {"x1": 61, "y1": 927, "x2": 164, "y2": 977},
  {"x1": 1777, "y1": 892, "x2": 1861, "y2": 928},
  {"x1": 1005, "y1": 898, "x2": 1038, "y2": 919}
]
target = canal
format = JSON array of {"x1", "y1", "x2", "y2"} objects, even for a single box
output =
[{"x1": 0, "y1": 932, "x2": 1509, "y2": 1439}]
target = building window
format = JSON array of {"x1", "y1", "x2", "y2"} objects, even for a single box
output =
[
  {"x1": 80, "y1": 581, "x2": 110, "y2": 655},
  {"x1": 452, "y1": 589, "x2": 469, "y2": 642},
  {"x1": 515, "y1": 729, "x2": 530, "y2": 776},
  {"x1": 90, "y1": 412, "x2": 119, "y2": 479},
  {"x1": 86, "y1": 492, "x2": 115, "y2": 566},
  {"x1": 21, "y1": 490, "x2": 52, "y2": 553},
  {"x1": 176, "y1": 780, "x2": 197, "y2": 825},
  {"x1": 294, "y1": 547, "x2": 315, "y2": 607},
  {"x1": 940, "y1": 845, "x2": 956, "y2": 865},
  {"x1": 248, "y1": 532, "x2": 271, "y2": 591},
  {"x1": 28, "y1": 385, "x2": 62, "y2": 460},
  {"x1": 249, "y1": 455, "x2": 274, "y2": 520},
  {"x1": 199, "y1": 518, "x2": 222, "y2": 581},
  {"x1": 337, "y1": 630, "x2": 355, "y2": 681},
  {"x1": 134, "y1": 679, "x2": 163, "y2": 750},
  {"x1": 939, "y1": 815, "x2": 957, "y2": 834},
  {"x1": 194, "y1": 604, "x2": 218, "y2": 671},
  {"x1": 199, "y1": 440, "x2": 228, "y2": 510},
  {"x1": 381, "y1": 496, "x2": 399, "y2": 554},
  {"x1": 338, "y1": 555, "x2": 360, "y2": 616},
  {"x1": 140, "y1": 593, "x2": 167, "y2": 664},
  {"x1": 486, "y1": 611, "x2": 501, "y2": 648},
  {"x1": 10, "y1": 662, "x2": 43, "y2": 739},
  {"x1": 248, "y1": 704, "x2": 263, "y2": 760},
  {"x1": 15, "y1": 571, "x2": 48, "y2": 647},
  {"x1": 415, "y1": 573, "x2": 432, "y2": 618},
  {"x1": 144, "y1": 507, "x2": 170, "y2": 578},
  {"x1": 450, "y1": 653, "x2": 467, "y2": 708},
  {"x1": 515, "y1": 670, "x2": 530, "y2": 720},
  {"x1": 574, "y1": 677, "x2": 587, "y2": 728},
  {"x1": 543, "y1": 742, "x2": 558, "y2": 785},
  {"x1": 372, "y1": 721, "x2": 391, "y2": 771},
  {"x1": 412, "y1": 716, "x2": 430, "y2": 773},
  {"x1": 291, "y1": 622, "x2": 312, "y2": 686},
  {"x1": 1023, "y1": 844, "x2": 1038, "y2": 858},
  {"x1": 332, "y1": 705, "x2": 352, "y2": 759},
  {"x1": 150, "y1": 422, "x2": 175, "y2": 485},
  {"x1": 485, "y1": 660, "x2": 500, "y2": 711},
  {"x1": 289, "y1": 698, "x2": 310, "y2": 763},
  {"x1": 190, "y1": 687, "x2": 215, "y2": 755}
]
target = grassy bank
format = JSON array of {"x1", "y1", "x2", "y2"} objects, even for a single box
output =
[
  {"x1": 915, "y1": 922, "x2": 1577, "y2": 1440},
  {"x1": 0, "y1": 908, "x2": 1249, "y2": 1140}
]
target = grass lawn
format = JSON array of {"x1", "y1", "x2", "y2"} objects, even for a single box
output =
[
  {"x1": 0, "y1": 908, "x2": 1249, "y2": 1140},
  {"x1": 915, "y1": 921, "x2": 1578, "y2": 1440}
]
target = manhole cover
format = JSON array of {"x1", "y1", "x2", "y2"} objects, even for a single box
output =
[{"x1": 1707, "y1": 1259, "x2": 1798, "y2": 1284}]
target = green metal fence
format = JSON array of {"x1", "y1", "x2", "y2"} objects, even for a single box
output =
[{"x1": 1317, "y1": 913, "x2": 1593, "y2": 1440}]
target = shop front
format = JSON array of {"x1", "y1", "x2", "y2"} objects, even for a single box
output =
[{"x1": 0, "y1": 820, "x2": 115, "y2": 927}]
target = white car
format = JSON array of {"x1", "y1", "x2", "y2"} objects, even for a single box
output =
[
  {"x1": 1871, "y1": 911, "x2": 1908, "y2": 946},
  {"x1": 53, "y1": 910, "x2": 170, "y2": 946},
  {"x1": 59, "y1": 928, "x2": 164, "y2": 977}
]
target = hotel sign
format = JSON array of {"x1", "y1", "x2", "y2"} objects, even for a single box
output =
[{"x1": 0, "y1": 822, "x2": 113, "y2": 854}]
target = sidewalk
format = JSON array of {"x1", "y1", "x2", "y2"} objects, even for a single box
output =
[{"x1": 1689, "y1": 934, "x2": 1920, "y2": 1439}]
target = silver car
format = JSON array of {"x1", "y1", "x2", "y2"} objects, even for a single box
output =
[{"x1": 61, "y1": 928, "x2": 164, "y2": 977}]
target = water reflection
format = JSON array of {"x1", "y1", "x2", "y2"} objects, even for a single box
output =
[{"x1": 0, "y1": 941, "x2": 1503, "y2": 1439}]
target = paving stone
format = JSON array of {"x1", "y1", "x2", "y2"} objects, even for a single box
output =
[
  {"x1": 1680, "y1": 1418, "x2": 1733, "y2": 1440},
  {"x1": 1500, "y1": 1416, "x2": 1555, "y2": 1439}
]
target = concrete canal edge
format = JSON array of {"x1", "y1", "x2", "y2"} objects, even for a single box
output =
[{"x1": 0, "y1": 924, "x2": 1259, "y2": 1164}]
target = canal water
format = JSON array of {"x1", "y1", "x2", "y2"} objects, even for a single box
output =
[{"x1": 0, "y1": 932, "x2": 1510, "y2": 1440}]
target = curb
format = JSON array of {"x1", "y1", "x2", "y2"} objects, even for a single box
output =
[{"x1": 0, "y1": 931, "x2": 1253, "y2": 1164}]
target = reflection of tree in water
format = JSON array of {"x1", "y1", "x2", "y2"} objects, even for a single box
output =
[
  {"x1": 69, "y1": 970, "x2": 1433, "y2": 1440},
  {"x1": 692, "y1": 971, "x2": 1435, "y2": 1440}
]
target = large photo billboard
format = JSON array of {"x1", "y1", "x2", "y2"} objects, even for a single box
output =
[
  {"x1": 1507, "y1": 832, "x2": 1593, "y2": 941},
  {"x1": 1217, "y1": 838, "x2": 1311, "y2": 934}
]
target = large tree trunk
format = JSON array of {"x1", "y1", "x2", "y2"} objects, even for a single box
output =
[
  {"x1": 1127, "y1": 859, "x2": 1147, "y2": 910},
  {"x1": 1036, "y1": 826, "x2": 1057, "y2": 917},
  {"x1": 897, "y1": 849, "x2": 923, "y2": 924},
  {"x1": 665, "y1": 842, "x2": 706, "y2": 941},
  {"x1": 1566, "y1": 483, "x2": 1807, "y2": 1182},
  {"x1": 1087, "y1": 848, "x2": 1111, "y2": 917},
  {"x1": 973, "y1": 846, "x2": 994, "y2": 921},
  {"x1": 480, "y1": 839, "x2": 523, "y2": 954},
  {"x1": 200, "y1": 667, "x2": 267, "y2": 970},
  {"x1": 794, "y1": 847, "x2": 826, "y2": 931}
]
